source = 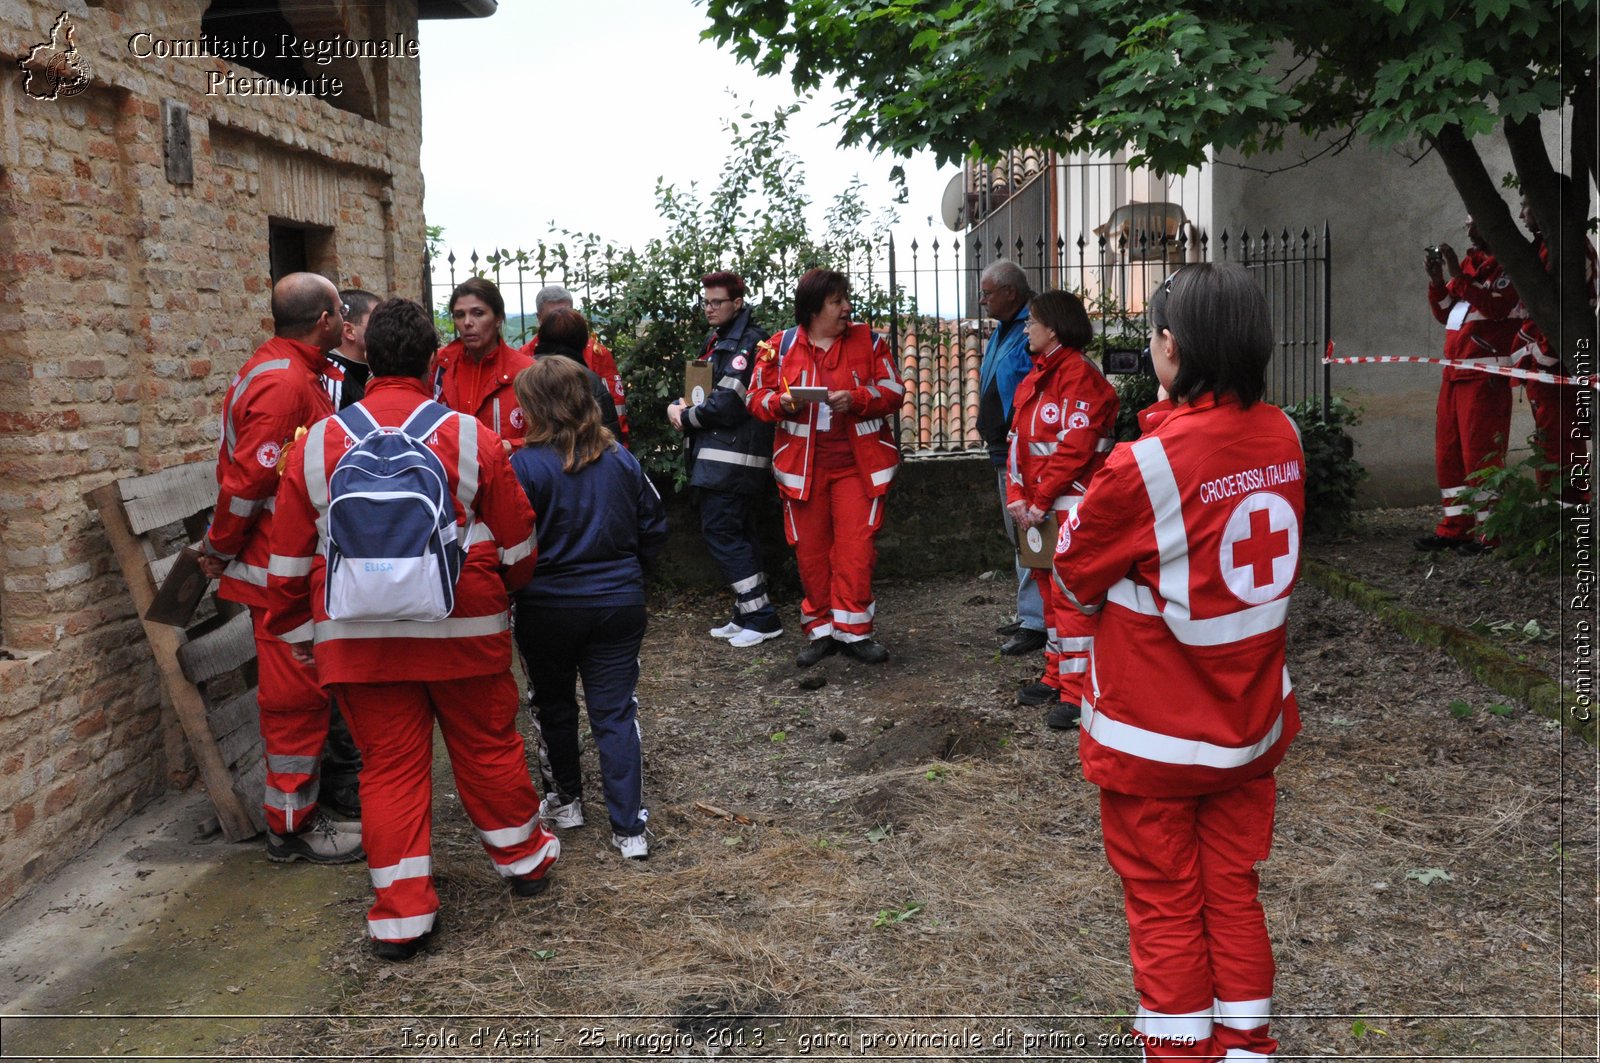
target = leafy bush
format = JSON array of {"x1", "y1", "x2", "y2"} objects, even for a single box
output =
[
  {"x1": 1283, "y1": 395, "x2": 1366, "y2": 536},
  {"x1": 1110, "y1": 371, "x2": 1160, "y2": 443},
  {"x1": 442, "y1": 106, "x2": 900, "y2": 486},
  {"x1": 1468, "y1": 454, "x2": 1566, "y2": 572}
]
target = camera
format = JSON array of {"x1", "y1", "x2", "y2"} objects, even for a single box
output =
[
  {"x1": 1425, "y1": 245, "x2": 1444, "y2": 262},
  {"x1": 1103, "y1": 345, "x2": 1151, "y2": 376}
]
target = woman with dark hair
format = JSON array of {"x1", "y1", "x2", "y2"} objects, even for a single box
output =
[
  {"x1": 510, "y1": 357, "x2": 667, "y2": 860},
  {"x1": 431, "y1": 277, "x2": 534, "y2": 444},
  {"x1": 1053, "y1": 263, "x2": 1303, "y2": 1061},
  {"x1": 529, "y1": 307, "x2": 624, "y2": 440},
  {"x1": 746, "y1": 268, "x2": 905, "y2": 667},
  {"x1": 1004, "y1": 289, "x2": 1118, "y2": 728}
]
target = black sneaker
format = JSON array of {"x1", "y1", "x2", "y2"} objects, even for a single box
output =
[
  {"x1": 1016, "y1": 681, "x2": 1055, "y2": 707},
  {"x1": 510, "y1": 873, "x2": 553, "y2": 898},
  {"x1": 995, "y1": 618, "x2": 1023, "y2": 637},
  {"x1": 796, "y1": 637, "x2": 839, "y2": 667},
  {"x1": 840, "y1": 638, "x2": 889, "y2": 664},
  {"x1": 372, "y1": 928, "x2": 434, "y2": 962},
  {"x1": 1000, "y1": 628, "x2": 1048, "y2": 656},
  {"x1": 1046, "y1": 702, "x2": 1083, "y2": 730},
  {"x1": 1414, "y1": 533, "x2": 1469, "y2": 552}
]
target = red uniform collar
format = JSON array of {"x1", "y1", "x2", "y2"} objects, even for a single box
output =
[
  {"x1": 263, "y1": 334, "x2": 329, "y2": 375},
  {"x1": 364, "y1": 376, "x2": 430, "y2": 399}
]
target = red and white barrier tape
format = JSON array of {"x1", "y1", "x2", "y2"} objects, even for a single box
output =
[{"x1": 1321, "y1": 342, "x2": 1596, "y2": 388}]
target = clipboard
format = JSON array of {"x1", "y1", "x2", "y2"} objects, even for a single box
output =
[
  {"x1": 683, "y1": 362, "x2": 714, "y2": 406},
  {"x1": 788, "y1": 386, "x2": 829, "y2": 404},
  {"x1": 1017, "y1": 513, "x2": 1060, "y2": 570},
  {"x1": 144, "y1": 545, "x2": 212, "y2": 627}
]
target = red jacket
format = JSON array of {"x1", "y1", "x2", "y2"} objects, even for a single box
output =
[
  {"x1": 1054, "y1": 395, "x2": 1305, "y2": 798},
  {"x1": 264, "y1": 377, "x2": 537, "y2": 683},
  {"x1": 522, "y1": 332, "x2": 629, "y2": 447},
  {"x1": 1427, "y1": 249, "x2": 1526, "y2": 382},
  {"x1": 205, "y1": 336, "x2": 334, "y2": 609},
  {"x1": 746, "y1": 324, "x2": 905, "y2": 501},
  {"x1": 1006, "y1": 345, "x2": 1118, "y2": 514},
  {"x1": 430, "y1": 337, "x2": 531, "y2": 443}
]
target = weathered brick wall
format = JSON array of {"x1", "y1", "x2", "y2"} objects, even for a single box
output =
[{"x1": 0, "y1": 0, "x2": 427, "y2": 910}]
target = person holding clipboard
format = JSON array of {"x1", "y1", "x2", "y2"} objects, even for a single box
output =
[{"x1": 747, "y1": 269, "x2": 905, "y2": 667}]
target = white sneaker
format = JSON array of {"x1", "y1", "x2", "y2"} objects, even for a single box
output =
[
  {"x1": 266, "y1": 813, "x2": 364, "y2": 864},
  {"x1": 539, "y1": 793, "x2": 585, "y2": 829},
  {"x1": 709, "y1": 622, "x2": 744, "y2": 640},
  {"x1": 729, "y1": 627, "x2": 783, "y2": 648},
  {"x1": 612, "y1": 832, "x2": 649, "y2": 860}
]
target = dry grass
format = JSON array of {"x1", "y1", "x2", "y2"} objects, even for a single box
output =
[{"x1": 232, "y1": 563, "x2": 1597, "y2": 1060}]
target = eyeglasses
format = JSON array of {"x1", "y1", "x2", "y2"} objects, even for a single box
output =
[
  {"x1": 1162, "y1": 269, "x2": 1184, "y2": 295},
  {"x1": 700, "y1": 297, "x2": 734, "y2": 310},
  {"x1": 340, "y1": 302, "x2": 351, "y2": 317}
]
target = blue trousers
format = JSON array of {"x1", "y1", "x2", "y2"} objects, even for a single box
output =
[
  {"x1": 515, "y1": 603, "x2": 648, "y2": 837},
  {"x1": 993, "y1": 463, "x2": 1045, "y2": 632},
  {"x1": 699, "y1": 488, "x2": 781, "y2": 633}
]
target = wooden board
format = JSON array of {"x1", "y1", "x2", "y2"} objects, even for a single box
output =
[{"x1": 87, "y1": 466, "x2": 262, "y2": 842}]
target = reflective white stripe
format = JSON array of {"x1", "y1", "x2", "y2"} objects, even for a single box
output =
[
  {"x1": 832, "y1": 604, "x2": 876, "y2": 624},
  {"x1": 226, "y1": 560, "x2": 269, "y2": 586},
  {"x1": 369, "y1": 913, "x2": 436, "y2": 940},
  {"x1": 224, "y1": 358, "x2": 292, "y2": 458},
  {"x1": 1028, "y1": 441, "x2": 1058, "y2": 456},
  {"x1": 500, "y1": 535, "x2": 534, "y2": 566},
  {"x1": 699, "y1": 447, "x2": 771, "y2": 469},
  {"x1": 494, "y1": 836, "x2": 560, "y2": 878},
  {"x1": 806, "y1": 624, "x2": 835, "y2": 638},
  {"x1": 775, "y1": 469, "x2": 807, "y2": 490},
  {"x1": 455, "y1": 414, "x2": 480, "y2": 512},
  {"x1": 615, "y1": 403, "x2": 629, "y2": 415},
  {"x1": 717, "y1": 376, "x2": 747, "y2": 396},
  {"x1": 229, "y1": 495, "x2": 269, "y2": 518},
  {"x1": 1441, "y1": 486, "x2": 1466, "y2": 499},
  {"x1": 1214, "y1": 997, "x2": 1272, "y2": 1031},
  {"x1": 277, "y1": 621, "x2": 314, "y2": 643},
  {"x1": 315, "y1": 611, "x2": 510, "y2": 642},
  {"x1": 1219, "y1": 1050, "x2": 1274, "y2": 1060},
  {"x1": 1133, "y1": 1005, "x2": 1214, "y2": 1041},
  {"x1": 782, "y1": 420, "x2": 811, "y2": 438},
  {"x1": 732, "y1": 572, "x2": 764, "y2": 594},
  {"x1": 1058, "y1": 636, "x2": 1092, "y2": 652},
  {"x1": 267, "y1": 554, "x2": 313, "y2": 578},
  {"x1": 854, "y1": 417, "x2": 884, "y2": 436},
  {"x1": 1131, "y1": 436, "x2": 1191, "y2": 618},
  {"x1": 1057, "y1": 658, "x2": 1088, "y2": 674},
  {"x1": 1095, "y1": 436, "x2": 1115, "y2": 453},
  {"x1": 1106, "y1": 580, "x2": 1291, "y2": 646},
  {"x1": 1442, "y1": 504, "x2": 1469, "y2": 516},
  {"x1": 879, "y1": 377, "x2": 906, "y2": 395},
  {"x1": 870, "y1": 466, "x2": 896, "y2": 487},
  {"x1": 264, "y1": 780, "x2": 319, "y2": 811},
  {"x1": 1083, "y1": 703, "x2": 1285, "y2": 769},
  {"x1": 867, "y1": 496, "x2": 880, "y2": 528},
  {"x1": 1282, "y1": 665, "x2": 1292, "y2": 698},
  {"x1": 1052, "y1": 493, "x2": 1081, "y2": 510},
  {"x1": 462, "y1": 522, "x2": 495, "y2": 549},
  {"x1": 369, "y1": 855, "x2": 433, "y2": 890},
  {"x1": 683, "y1": 406, "x2": 702, "y2": 430},
  {"x1": 479, "y1": 814, "x2": 537, "y2": 849},
  {"x1": 305, "y1": 419, "x2": 332, "y2": 540},
  {"x1": 736, "y1": 595, "x2": 771, "y2": 613},
  {"x1": 865, "y1": 386, "x2": 882, "y2": 402},
  {"x1": 266, "y1": 754, "x2": 318, "y2": 774}
]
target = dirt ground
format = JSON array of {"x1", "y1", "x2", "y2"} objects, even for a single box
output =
[{"x1": 10, "y1": 507, "x2": 1595, "y2": 1061}]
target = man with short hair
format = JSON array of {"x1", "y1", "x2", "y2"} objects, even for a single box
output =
[
  {"x1": 977, "y1": 260, "x2": 1049, "y2": 668},
  {"x1": 521, "y1": 284, "x2": 630, "y2": 448},
  {"x1": 197, "y1": 272, "x2": 360, "y2": 863},
  {"x1": 667, "y1": 271, "x2": 782, "y2": 645},
  {"x1": 324, "y1": 288, "x2": 379, "y2": 411},
  {"x1": 267, "y1": 297, "x2": 558, "y2": 961}
]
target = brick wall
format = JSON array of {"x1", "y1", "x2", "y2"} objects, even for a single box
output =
[{"x1": 0, "y1": 0, "x2": 427, "y2": 911}]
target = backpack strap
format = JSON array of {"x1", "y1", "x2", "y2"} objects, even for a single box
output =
[
  {"x1": 335, "y1": 401, "x2": 381, "y2": 442},
  {"x1": 779, "y1": 327, "x2": 799, "y2": 360},
  {"x1": 399, "y1": 399, "x2": 457, "y2": 442}
]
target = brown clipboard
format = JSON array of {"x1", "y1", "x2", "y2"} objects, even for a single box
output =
[
  {"x1": 684, "y1": 362, "x2": 714, "y2": 406},
  {"x1": 144, "y1": 545, "x2": 212, "y2": 627},
  {"x1": 1017, "y1": 514, "x2": 1060, "y2": 570}
]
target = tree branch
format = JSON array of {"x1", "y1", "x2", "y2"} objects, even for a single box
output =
[{"x1": 1503, "y1": 115, "x2": 1596, "y2": 366}]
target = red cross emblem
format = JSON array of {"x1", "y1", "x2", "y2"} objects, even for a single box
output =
[{"x1": 1220, "y1": 493, "x2": 1298, "y2": 604}]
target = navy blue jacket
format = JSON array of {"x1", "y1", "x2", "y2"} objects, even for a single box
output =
[
  {"x1": 511, "y1": 442, "x2": 668, "y2": 608},
  {"x1": 683, "y1": 307, "x2": 774, "y2": 494}
]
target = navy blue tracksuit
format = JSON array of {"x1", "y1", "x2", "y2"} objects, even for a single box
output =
[
  {"x1": 682, "y1": 308, "x2": 780, "y2": 633},
  {"x1": 511, "y1": 441, "x2": 667, "y2": 838}
]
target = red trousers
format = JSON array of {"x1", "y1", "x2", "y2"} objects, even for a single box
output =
[
  {"x1": 1033, "y1": 564, "x2": 1092, "y2": 704},
  {"x1": 334, "y1": 672, "x2": 558, "y2": 943},
  {"x1": 783, "y1": 465, "x2": 885, "y2": 642},
  {"x1": 1100, "y1": 776, "x2": 1279, "y2": 1061},
  {"x1": 1525, "y1": 379, "x2": 1591, "y2": 505},
  {"x1": 252, "y1": 605, "x2": 330, "y2": 835},
  {"x1": 1434, "y1": 374, "x2": 1511, "y2": 539}
]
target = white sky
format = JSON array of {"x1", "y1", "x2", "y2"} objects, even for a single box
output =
[{"x1": 416, "y1": 2, "x2": 960, "y2": 263}]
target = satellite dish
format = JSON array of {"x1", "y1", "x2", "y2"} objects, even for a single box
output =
[{"x1": 939, "y1": 172, "x2": 966, "y2": 231}]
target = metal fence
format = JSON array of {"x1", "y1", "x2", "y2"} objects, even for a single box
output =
[{"x1": 426, "y1": 220, "x2": 1330, "y2": 457}]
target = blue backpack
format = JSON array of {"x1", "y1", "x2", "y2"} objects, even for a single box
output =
[{"x1": 324, "y1": 401, "x2": 463, "y2": 623}]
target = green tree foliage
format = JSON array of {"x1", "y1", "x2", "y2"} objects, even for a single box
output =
[
  {"x1": 464, "y1": 106, "x2": 897, "y2": 483},
  {"x1": 702, "y1": 0, "x2": 1596, "y2": 364}
]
